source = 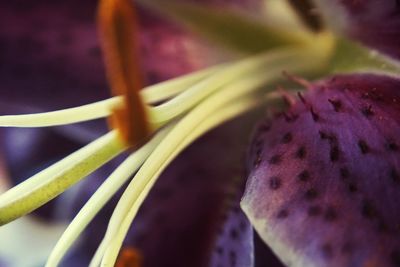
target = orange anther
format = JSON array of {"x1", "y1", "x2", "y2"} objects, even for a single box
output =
[
  {"x1": 115, "y1": 247, "x2": 142, "y2": 267},
  {"x1": 98, "y1": 0, "x2": 150, "y2": 147}
]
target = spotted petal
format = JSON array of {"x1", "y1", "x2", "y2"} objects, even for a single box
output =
[{"x1": 242, "y1": 74, "x2": 400, "y2": 267}]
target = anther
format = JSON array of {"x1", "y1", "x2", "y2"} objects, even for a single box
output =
[
  {"x1": 98, "y1": 0, "x2": 151, "y2": 147},
  {"x1": 116, "y1": 246, "x2": 142, "y2": 267}
]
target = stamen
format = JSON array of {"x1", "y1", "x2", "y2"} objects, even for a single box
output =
[
  {"x1": 98, "y1": 0, "x2": 150, "y2": 146},
  {"x1": 83, "y1": 43, "x2": 333, "y2": 265},
  {"x1": 101, "y1": 93, "x2": 281, "y2": 266},
  {"x1": 148, "y1": 46, "x2": 324, "y2": 125},
  {"x1": 141, "y1": 63, "x2": 224, "y2": 104},
  {"x1": 115, "y1": 247, "x2": 142, "y2": 267},
  {"x1": 92, "y1": 76, "x2": 290, "y2": 266},
  {"x1": 0, "y1": 97, "x2": 122, "y2": 128},
  {"x1": 0, "y1": 65, "x2": 220, "y2": 128},
  {"x1": 0, "y1": 31, "x2": 335, "y2": 264},
  {"x1": 0, "y1": 131, "x2": 125, "y2": 225},
  {"x1": 0, "y1": 34, "x2": 333, "y2": 130},
  {"x1": 45, "y1": 125, "x2": 173, "y2": 267}
]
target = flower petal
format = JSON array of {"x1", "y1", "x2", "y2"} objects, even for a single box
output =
[
  {"x1": 208, "y1": 203, "x2": 254, "y2": 267},
  {"x1": 242, "y1": 74, "x2": 400, "y2": 267},
  {"x1": 0, "y1": 0, "x2": 109, "y2": 110},
  {"x1": 0, "y1": 0, "x2": 222, "y2": 111}
]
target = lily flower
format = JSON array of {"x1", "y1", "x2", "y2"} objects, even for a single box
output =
[{"x1": 0, "y1": 0, "x2": 400, "y2": 267}]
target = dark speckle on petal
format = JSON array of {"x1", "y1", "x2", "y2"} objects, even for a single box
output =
[
  {"x1": 295, "y1": 145, "x2": 307, "y2": 159},
  {"x1": 277, "y1": 209, "x2": 289, "y2": 219},
  {"x1": 298, "y1": 170, "x2": 311, "y2": 182},
  {"x1": 269, "y1": 154, "x2": 282, "y2": 165},
  {"x1": 269, "y1": 176, "x2": 282, "y2": 190},
  {"x1": 358, "y1": 139, "x2": 370, "y2": 154}
]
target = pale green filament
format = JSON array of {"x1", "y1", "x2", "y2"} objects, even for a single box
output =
[
  {"x1": 141, "y1": 63, "x2": 225, "y2": 103},
  {"x1": 0, "y1": 98, "x2": 122, "y2": 128},
  {"x1": 92, "y1": 43, "x2": 329, "y2": 265},
  {"x1": 0, "y1": 131, "x2": 125, "y2": 225},
  {"x1": 0, "y1": 36, "x2": 336, "y2": 266},
  {"x1": 45, "y1": 125, "x2": 173, "y2": 267},
  {"x1": 99, "y1": 93, "x2": 279, "y2": 266},
  {"x1": 91, "y1": 93, "x2": 265, "y2": 266},
  {"x1": 147, "y1": 32, "x2": 335, "y2": 126},
  {"x1": 90, "y1": 76, "x2": 274, "y2": 265},
  {"x1": 0, "y1": 33, "x2": 333, "y2": 131},
  {"x1": 148, "y1": 49, "x2": 297, "y2": 125},
  {"x1": 0, "y1": 64, "x2": 222, "y2": 128}
]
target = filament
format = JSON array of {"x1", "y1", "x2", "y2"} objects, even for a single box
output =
[
  {"x1": 45, "y1": 125, "x2": 173, "y2": 267},
  {"x1": 0, "y1": 131, "x2": 125, "y2": 225}
]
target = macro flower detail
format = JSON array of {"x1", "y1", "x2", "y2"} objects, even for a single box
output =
[
  {"x1": 242, "y1": 74, "x2": 400, "y2": 267},
  {"x1": 0, "y1": 0, "x2": 400, "y2": 267},
  {"x1": 64, "y1": 110, "x2": 261, "y2": 267}
]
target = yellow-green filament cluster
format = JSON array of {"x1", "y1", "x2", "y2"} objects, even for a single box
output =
[
  {"x1": 0, "y1": 65, "x2": 222, "y2": 128},
  {"x1": 45, "y1": 125, "x2": 174, "y2": 267},
  {"x1": 0, "y1": 32, "x2": 335, "y2": 267}
]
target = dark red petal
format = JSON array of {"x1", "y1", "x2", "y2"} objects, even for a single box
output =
[{"x1": 243, "y1": 74, "x2": 400, "y2": 267}]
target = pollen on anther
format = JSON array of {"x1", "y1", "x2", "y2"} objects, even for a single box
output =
[{"x1": 115, "y1": 247, "x2": 142, "y2": 267}]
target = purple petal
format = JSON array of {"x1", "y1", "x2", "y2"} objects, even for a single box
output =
[
  {"x1": 0, "y1": 0, "x2": 228, "y2": 113},
  {"x1": 208, "y1": 204, "x2": 254, "y2": 267},
  {"x1": 242, "y1": 74, "x2": 400, "y2": 267},
  {"x1": 0, "y1": 0, "x2": 109, "y2": 111}
]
